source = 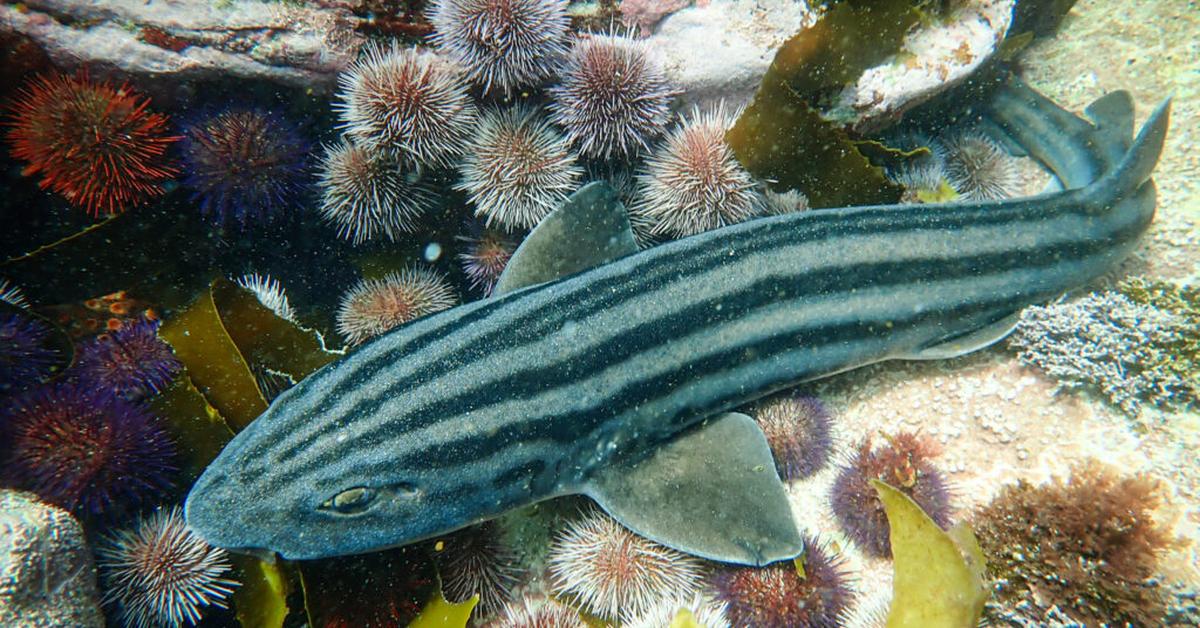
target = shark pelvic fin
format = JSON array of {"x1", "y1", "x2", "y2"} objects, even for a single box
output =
[
  {"x1": 582, "y1": 412, "x2": 804, "y2": 567},
  {"x1": 902, "y1": 311, "x2": 1022, "y2": 360},
  {"x1": 493, "y1": 182, "x2": 638, "y2": 295}
]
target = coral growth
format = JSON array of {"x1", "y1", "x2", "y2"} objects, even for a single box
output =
[
  {"x1": 549, "y1": 34, "x2": 675, "y2": 160},
  {"x1": 435, "y1": 522, "x2": 522, "y2": 616},
  {"x1": 458, "y1": 224, "x2": 516, "y2": 297},
  {"x1": 750, "y1": 392, "x2": 834, "y2": 481},
  {"x1": 180, "y1": 107, "x2": 309, "y2": 227},
  {"x1": 336, "y1": 267, "x2": 457, "y2": 346},
  {"x1": 937, "y1": 131, "x2": 1020, "y2": 201},
  {"x1": 457, "y1": 106, "x2": 582, "y2": 231},
  {"x1": 317, "y1": 139, "x2": 437, "y2": 243},
  {"x1": 0, "y1": 311, "x2": 60, "y2": 394},
  {"x1": 6, "y1": 72, "x2": 177, "y2": 216},
  {"x1": 429, "y1": 0, "x2": 570, "y2": 95},
  {"x1": 631, "y1": 105, "x2": 762, "y2": 238},
  {"x1": 97, "y1": 507, "x2": 239, "y2": 628},
  {"x1": 830, "y1": 431, "x2": 952, "y2": 558},
  {"x1": 1008, "y1": 279, "x2": 1199, "y2": 415},
  {"x1": 548, "y1": 509, "x2": 704, "y2": 624},
  {"x1": 971, "y1": 461, "x2": 1171, "y2": 625},
  {"x1": 0, "y1": 382, "x2": 176, "y2": 516},
  {"x1": 74, "y1": 318, "x2": 181, "y2": 400},
  {"x1": 335, "y1": 43, "x2": 477, "y2": 168},
  {"x1": 709, "y1": 536, "x2": 851, "y2": 627}
]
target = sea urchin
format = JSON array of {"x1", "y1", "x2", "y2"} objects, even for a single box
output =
[
  {"x1": 938, "y1": 131, "x2": 1020, "y2": 201},
  {"x1": 336, "y1": 267, "x2": 457, "y2": 346},
  {"x1": 428, "y1": 0, "x2": 570, "y2": 95},
  {"x1": 317, "y1": 139, "x2": 437, "y2": 243},
  {"x1": 74, "y1": 318, "x2": 181, "y2": 400},
  {"x1": 97, "y1": 507, "x2": 239, "y2": 628},
  {"x1": 709, "y1": 536, "x2": 851, "y2": 627},
  {"x1": 6, "y1": 72, "x2": 178, "y2": 216},
  {"x1": 751, "y1": 392, "x2": 834, "y2": 481}
]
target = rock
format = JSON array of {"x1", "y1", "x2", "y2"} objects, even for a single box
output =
[
  {"x1": 0, "y1": 490, "x2": 103, "y2": 628},
  {"x1": 0, "y1": 0, "x2": 365, "y2": 91}
]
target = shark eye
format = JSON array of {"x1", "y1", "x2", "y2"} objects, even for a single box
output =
[{"x1": 321, "y1": 487, "x2": 376, "y2": 514}]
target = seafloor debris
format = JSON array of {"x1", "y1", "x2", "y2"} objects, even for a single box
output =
[
  {"x1": 0, "y1": 490, "x2": 104, "y2": 627},
  {"x1": 1008, "y1": 279, "x2": 1199, "y2": 415}
]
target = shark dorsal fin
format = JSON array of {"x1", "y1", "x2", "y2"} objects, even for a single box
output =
[
  {"x1": 493, "y1": 182, "x2": 638, "y2": 295},
  {"x1": 583, "y1": 412, "x2": 804, "y2": 567}
]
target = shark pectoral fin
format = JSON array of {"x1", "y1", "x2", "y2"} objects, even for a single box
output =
[
  {"x1": 901, "y1": 312, "x2": 1022, "y2": 360},
  {"x1": 493, "y1": 182, "x2": 638, "y2": 295},
  {"x1": 582, "y1": 412, "x2": 804, "y2": 567}
]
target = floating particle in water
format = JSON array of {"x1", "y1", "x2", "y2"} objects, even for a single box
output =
[
  {"x1": 631, "y1": 105, "x2": 762, "y2": 238},
  {"x1": 0, "y1": 382, "x2": 176, "y2": 517},
  {"x1": 97, "y1": 507, "x2": 239, "y2": 628},
  {"x1": 436, "y1": 521, "x2": 523, "y2": 616},
  {"x1": 336, "y1": 267, "x2": 457, "y2": 346},
  {"x1": 458, "y1": 223, "x2": 516, "y2": 297},
  {"x1": 830, "y1": 431, "x2": 952, "y2": 558},
  {"x1": 457, "y1": 106, "x2": 582, "y2": 231},
  {"x1": 236, "y1": 273, "x2": 297, "y2": 322},
  {"x1": 626, "y1": 593, "x2": 731, "y2": 628},
  {"x1": 180, "y1": 107, "x2": 309, "y2": 227},
  {"x1": 937, "y1": 131, "x2": 1020, "y2": 201},
  {"x1": 751, "y1": 392, "x2": 834, "y2": 481},
  {"x1": 335, "y1": 43, "x2": 477, "y2": 168},
  {"x1": 549, "y1": 34, "x2": 675, "y2": 161},
  {"x1": 0, "y1": 311, "x2": 59, "y2": 393},
  {"x1": 428, "y1": 0, "x2": 570, "y2": 95},
  {"x1": 74, "y1": 318, "x2": 181, "y2": 400},
  {"x1": 0, "y1": 278, "x2": 29, "y2": 308},
  {"x1": 317, "y1": 139, "x2": 437, "y2": 243},
  {"x1": 484, "y1": 593, "x2": 587, "y2": 627},
  {"x1": 548, "y1": 509, "x2": 704, "y2": 624},
  {"x1": 6, "y1": 72, "x2": 178, "y2": 216},
  {"x1": 709, "y1": 536, "x2": 851, "y2": 627}
]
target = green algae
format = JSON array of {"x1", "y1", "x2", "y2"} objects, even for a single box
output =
[
  {"x1": 873, "y1": 479, "x2": 988, "y2": 627},
  {"x1": 409, "y1": 594, "x2": 477, "y2": 628},
  {"x1": 230, "y1": 556, "x2": 292, "y2": 628},
  {"x1": 149, "y1": 375, "x2": 236, "y2": 485}
]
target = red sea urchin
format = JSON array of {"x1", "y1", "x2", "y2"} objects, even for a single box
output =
[
  {"x1": 317, "y1": 139, "x2": 437, "y2": 243},
  {"x1": 335, "y1": 43, "x2": 477, "y2": 168},
  {"x1": 74, "y1": 318, "x2": 181, "y2": 400},
  {"x1": 548, "y1": 34, "x2": 675, "y2": 160},
  {"x1": 336, "y1": 266, "x2": 458, "y2": 346},
  {"x1": 751, "y1": 392, "x2": 834, "y2": 481},
  {"x1": 547, "y1": 509, "x2": 704, "y2": 624},
  {"x1": 457, "y1": 106, "x2": 582, "y2": 231},
  {"x1": 97, "y1": 507, "x2": 239, "y2": 628},
  {"x1": 180, "y1": 107, "x2": 309, "y2": 227},
  {"x1": 631, "y1": 105, "x2": 763, "y2": 238},
  {"x1": 830, "y1": 431, "x2": 952, "y2": 558},
  {"x1": 6, "y1": 72, "x2": 177, "y2": 216},
  {"x1": 710, "y1": 536, "x2": 851, "y2": 628},
  {"x1": 429, "y1": 0, "x2": 570, "y2": 95},
  {"x1": 0, "y1": 382, "x2": 176, "y2": 517}
]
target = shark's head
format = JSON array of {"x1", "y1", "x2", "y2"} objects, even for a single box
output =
[{"x1": 183, "y1": 358, "x2": 493, "y2": 561}]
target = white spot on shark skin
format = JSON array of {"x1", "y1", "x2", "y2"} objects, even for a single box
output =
[{"x1": 336, "y1": 434, "x2": 348, "y2": 443}]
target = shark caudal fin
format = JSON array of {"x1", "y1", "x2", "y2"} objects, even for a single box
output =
[{"x1": 582, "y1": 412, "x2": 804, "y2": 567}]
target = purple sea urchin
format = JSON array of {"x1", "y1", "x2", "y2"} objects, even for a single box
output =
[
  {"x1": 830, "y1": 431, "x2": 952, "y2": 558},
  {"x1": 548, "y1": 509, "x2": 704, "y2": 624},
  {"x1": 548, "y1": 34, "x2": 675, "y2": 160},
  {"x1": 631, "y1": 105, "x2": 762, "y2": 238},
  {"x1": 74, "y1": 318, "x2": 181, "y2": 400},
  {"x1": 180, "y1": 107, "x2": 308, "y2": 226},
  {"x1": 458, "y1": 223, "x2": 516, "y2": 296},
  {"x1": 436, "y1": 522, "x2": 522, "y2": 616},
  {"x1": 751, "y1": 392, "x2": 834, "y2": 481},
  {"x1": 428, "y1": 0, "x2": 570, "y2": 95},
  {"x1": 938, "y1": 131, "x2": 1020, "y2": 201},
  {"x1": 335, "y1": 43, "x2": 477, "y2": 168},
  {"x1": 0, "y1": 311, "x2": 60, "y2": 393},
  {"x1": 97, "y1": 507, "x2": 239, "y2": 628},
  {"x1": 457, "y1": 106, "x2": 582, "y2": 230},
  {"x1": 317, "y1": 139, "x2": 437, "y2": 243},
  {"x1": 709, "y1": 536, "x2": 851, "y2": 627},
  {"x1": 336, "y1": 267, "x2": 457, "y2": 346},
  {"x1": 0, "y1": 382, "x2": 176, "y2": 516}
]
